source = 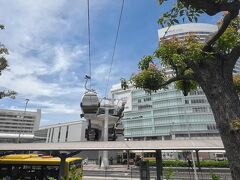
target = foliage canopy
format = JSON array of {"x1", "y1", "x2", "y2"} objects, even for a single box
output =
[
  {"x1": 127, "y1": 15, "x2": 240, "y2": 96},
  {"x1": 0, "y1": 24, "x2": 16, "y2": 99},
  {"x1": 122, "y1": 0, "x2": 240, "y2": 178}
]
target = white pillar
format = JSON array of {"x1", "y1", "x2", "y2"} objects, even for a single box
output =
[
  {"x1": 101, "y1": 108, "x2": 109, "y2": 168},
  {"x1": 191, "y1": 151, "x2": 198, "y2": 180}
]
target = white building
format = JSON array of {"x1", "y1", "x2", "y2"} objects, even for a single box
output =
[
  {"x1": 34, "y1": 120, "x2": 116, "y2": 162},
  {"x1": 35, "y1": 120, "x2": 87, "y2": 143},
  {"x1": 158, "y1": 23, "x2": 217, "y2": 40},
  {"x1": 111, "y1": 23, "x2": 240, "y2": 141},
  {"x1": 0, "y1": 109, "x2": 41, "y2": 142}
]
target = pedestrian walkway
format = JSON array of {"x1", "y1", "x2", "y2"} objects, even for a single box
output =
[
  {"x1": 83, "y1": 164, "x2": 135, "y2": 172},
  {"x1": 83, "y1": 176, "x2": 155, "y2": 180},
  {"x1": 83, "y1": 164, "x2": 142, "y2": 180}
]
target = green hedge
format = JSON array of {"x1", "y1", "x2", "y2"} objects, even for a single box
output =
[
  {"x1": 199, "y1": 160, "x2": 229, "y2": 168},
  {"x1": 148, "y1": 160, "x2": 229, "y2": 168}
]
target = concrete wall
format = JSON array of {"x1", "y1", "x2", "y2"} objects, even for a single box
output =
[
  {"x1": 38, "y1": 120, "x2": 87, "y2": 143},
  {"x1": 68, "y1": 124, "x2": 82, "y2": 141}
]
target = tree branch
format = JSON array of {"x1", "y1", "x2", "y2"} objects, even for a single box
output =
[
  {"x1": 203, "y1": 11, "x2": 239, "y2": 51},
  {"x1": 229, "y1": 43, "x2": 240, "y2": 61},
  {"x1": 181, "y1": 0, "x2": 240, "y2": 16},
  {"x1": 0, "y1": 90, "x2": 16, "y2": 99},
  {"x1": 226, "y1": 43, "x2": 240, "y2": 71},
  {"x1": 160, "y1": 74, "x2": 195, "y2": 87}
]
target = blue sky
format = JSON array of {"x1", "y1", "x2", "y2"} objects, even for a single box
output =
[{"x1": 0, "y1": 0, "x2": 220, "y2": 126}]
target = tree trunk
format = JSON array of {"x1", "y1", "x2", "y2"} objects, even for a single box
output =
[{"x1": 196, "y1": 65, "x2": 240, "y2": 179}]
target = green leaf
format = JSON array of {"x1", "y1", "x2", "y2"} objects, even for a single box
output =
[
  {"x1": 173, "y1": 19, "x2": 179, "y2": 24},
  {"x1": 180, "y1": 10, "x2": 184, "y2": 16},
  {"x1": 194, "y1": 17, "x2": 198, "y2": 22},
  {"x1": 188, "y1": 17, "x2": 192, "y2": 22}
]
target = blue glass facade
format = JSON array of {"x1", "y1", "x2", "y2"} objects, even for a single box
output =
[
  {"x1": 114, "y1": 23, "x2": 239, "y2": 140},
  {"x1": 123, "y1": 85, "x2": 218, "y2": 140}
]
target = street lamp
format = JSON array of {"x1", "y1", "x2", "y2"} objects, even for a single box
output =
[
  {"x1": 18, "y1": 99, "x2": 30, "y2": 143},
  {"x1": 184, "y1": 95, "x2": 198, "y2": 180}
]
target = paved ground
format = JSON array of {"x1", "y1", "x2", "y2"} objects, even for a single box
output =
[
  {"x1": 83, "y1": 176, "x2": 146, "y2": 180},
  {"x1": 83, "y1": 165, "x2": 147, "y2": 180},
  {"x1": 83, "y1": 164, "x2": 232, "y2": 180},
  {"x1": 83, "y1": 164, "x2": 133, "y2": 172}
]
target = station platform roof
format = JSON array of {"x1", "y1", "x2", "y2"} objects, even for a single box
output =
[{"x1": 0, "y1": 139, "x2": 224, "y2": 152}]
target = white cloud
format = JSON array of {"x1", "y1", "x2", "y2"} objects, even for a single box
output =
[
  {"x1": 0, "y1": 0, "x2": 123, "y2": 125},
  {"x1": 30, "y1": 100, "x2": 80, "y2": 114},
  {"x1": 93, "y1": 64, "x2": 110, "y2": 81},
  {"x1": 51, "y1": 45, "x2": 86, "y2": 73},
  {"x1": 0, "y1": 74, "x2": 57, "y2": 97},
  {"x1": 92, "y1": 63, "x2": 120, "y2": 87},
  {"x1": 0, "y1": 67, "x2": 85, "y2": 97},
  {"x1": 6, "y1": 52, "x2": 49, "y2": 76}
]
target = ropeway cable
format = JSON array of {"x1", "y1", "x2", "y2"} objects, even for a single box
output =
[
  {"x1": 87, "y1": 0, "x2": 91, "y2": 89},
  {"x1": 104, "y1": 0, "x2": 125, "y2": 98}
]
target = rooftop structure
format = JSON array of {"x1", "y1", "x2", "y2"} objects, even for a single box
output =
[
  {"x1": 0, "y1": 139, "x2": 224, "y2": 151},
  {"x1": 158, "y1": 23, "x2": 217, "y2": 40}
]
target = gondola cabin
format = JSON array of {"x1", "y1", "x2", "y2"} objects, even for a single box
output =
[{"x1": 80, "y1": 91, "x2": 100, "y2": 117}]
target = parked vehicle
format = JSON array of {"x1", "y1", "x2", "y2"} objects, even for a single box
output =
[{"x1": 0, "y1": 154, "x2": 83, "y2": 180}]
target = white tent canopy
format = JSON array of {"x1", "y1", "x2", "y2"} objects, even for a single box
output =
[{"x1": 0, "y1": 139, "x2": 224, "y2": 151}]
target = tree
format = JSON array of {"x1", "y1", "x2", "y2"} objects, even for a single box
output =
[
  {"x1": 123, "y1": 1, "x2": 240, "y2": 179},
  {"x1": 0, "y1": 24, "x2": 16, "y2": 99}
]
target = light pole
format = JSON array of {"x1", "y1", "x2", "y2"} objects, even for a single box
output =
[
  {"x1": 184, "y1": 95, "x2": 198, "y2": 180},
  {"x1": 102, "y1": 107, "x2": 109, "y2": 167},
  {"x1": 18, "y1": 99, "x2": 29, "y2": 143}
]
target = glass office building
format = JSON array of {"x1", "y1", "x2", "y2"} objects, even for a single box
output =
[
  {"x1": 122, "y1": 85, "x2": 217, "y2": 140},
  {"x1": 111, "y1": 23, "x2": 239, "y2": 140}
]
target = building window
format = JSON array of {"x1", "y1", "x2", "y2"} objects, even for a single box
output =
[
  {"x1": 144, "y1": 97, "x2": 151, "y2": 102},
  {"x1": 58, "y1": 127, "x2": 61, "y2": 142},
  {"x1": 47, "y1": 129, "x2": 51, "y2": 143},
  {"x1": 190, "y1": 91, "x2": 196, "y2": 95},
  {"x1": 197, "y1": 91, "x2": 204, "y2": 95},
  {"x1": 207, "y1": 124, "x2": 217, "y2": 130},
  {"x1": 192, "y1": 107, "x2": 207, "y2": 113},
  {"x1": 191, "y1": 99, "x2": 206, "y2": 104},
  {"x1": 51, "y1": 128, "x2": 54, "y2": 142},
  {"x1": 138, "y1": 104, "x2": 152, "y2": 110},
  {"x1": 190, "y1": 90, "x2": 204, "y2": 95},
  {"x1": 65, "y1": 126, "x2": 69, "y2": 142}
]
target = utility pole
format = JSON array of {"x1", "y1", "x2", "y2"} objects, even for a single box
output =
[{"x1": 18, "y1": 99, "x2": 29, "y2": 143}]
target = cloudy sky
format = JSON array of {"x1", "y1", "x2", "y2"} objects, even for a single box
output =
[{"x1": 0, "y1": 0, "x2": 219, "y2": 126}]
